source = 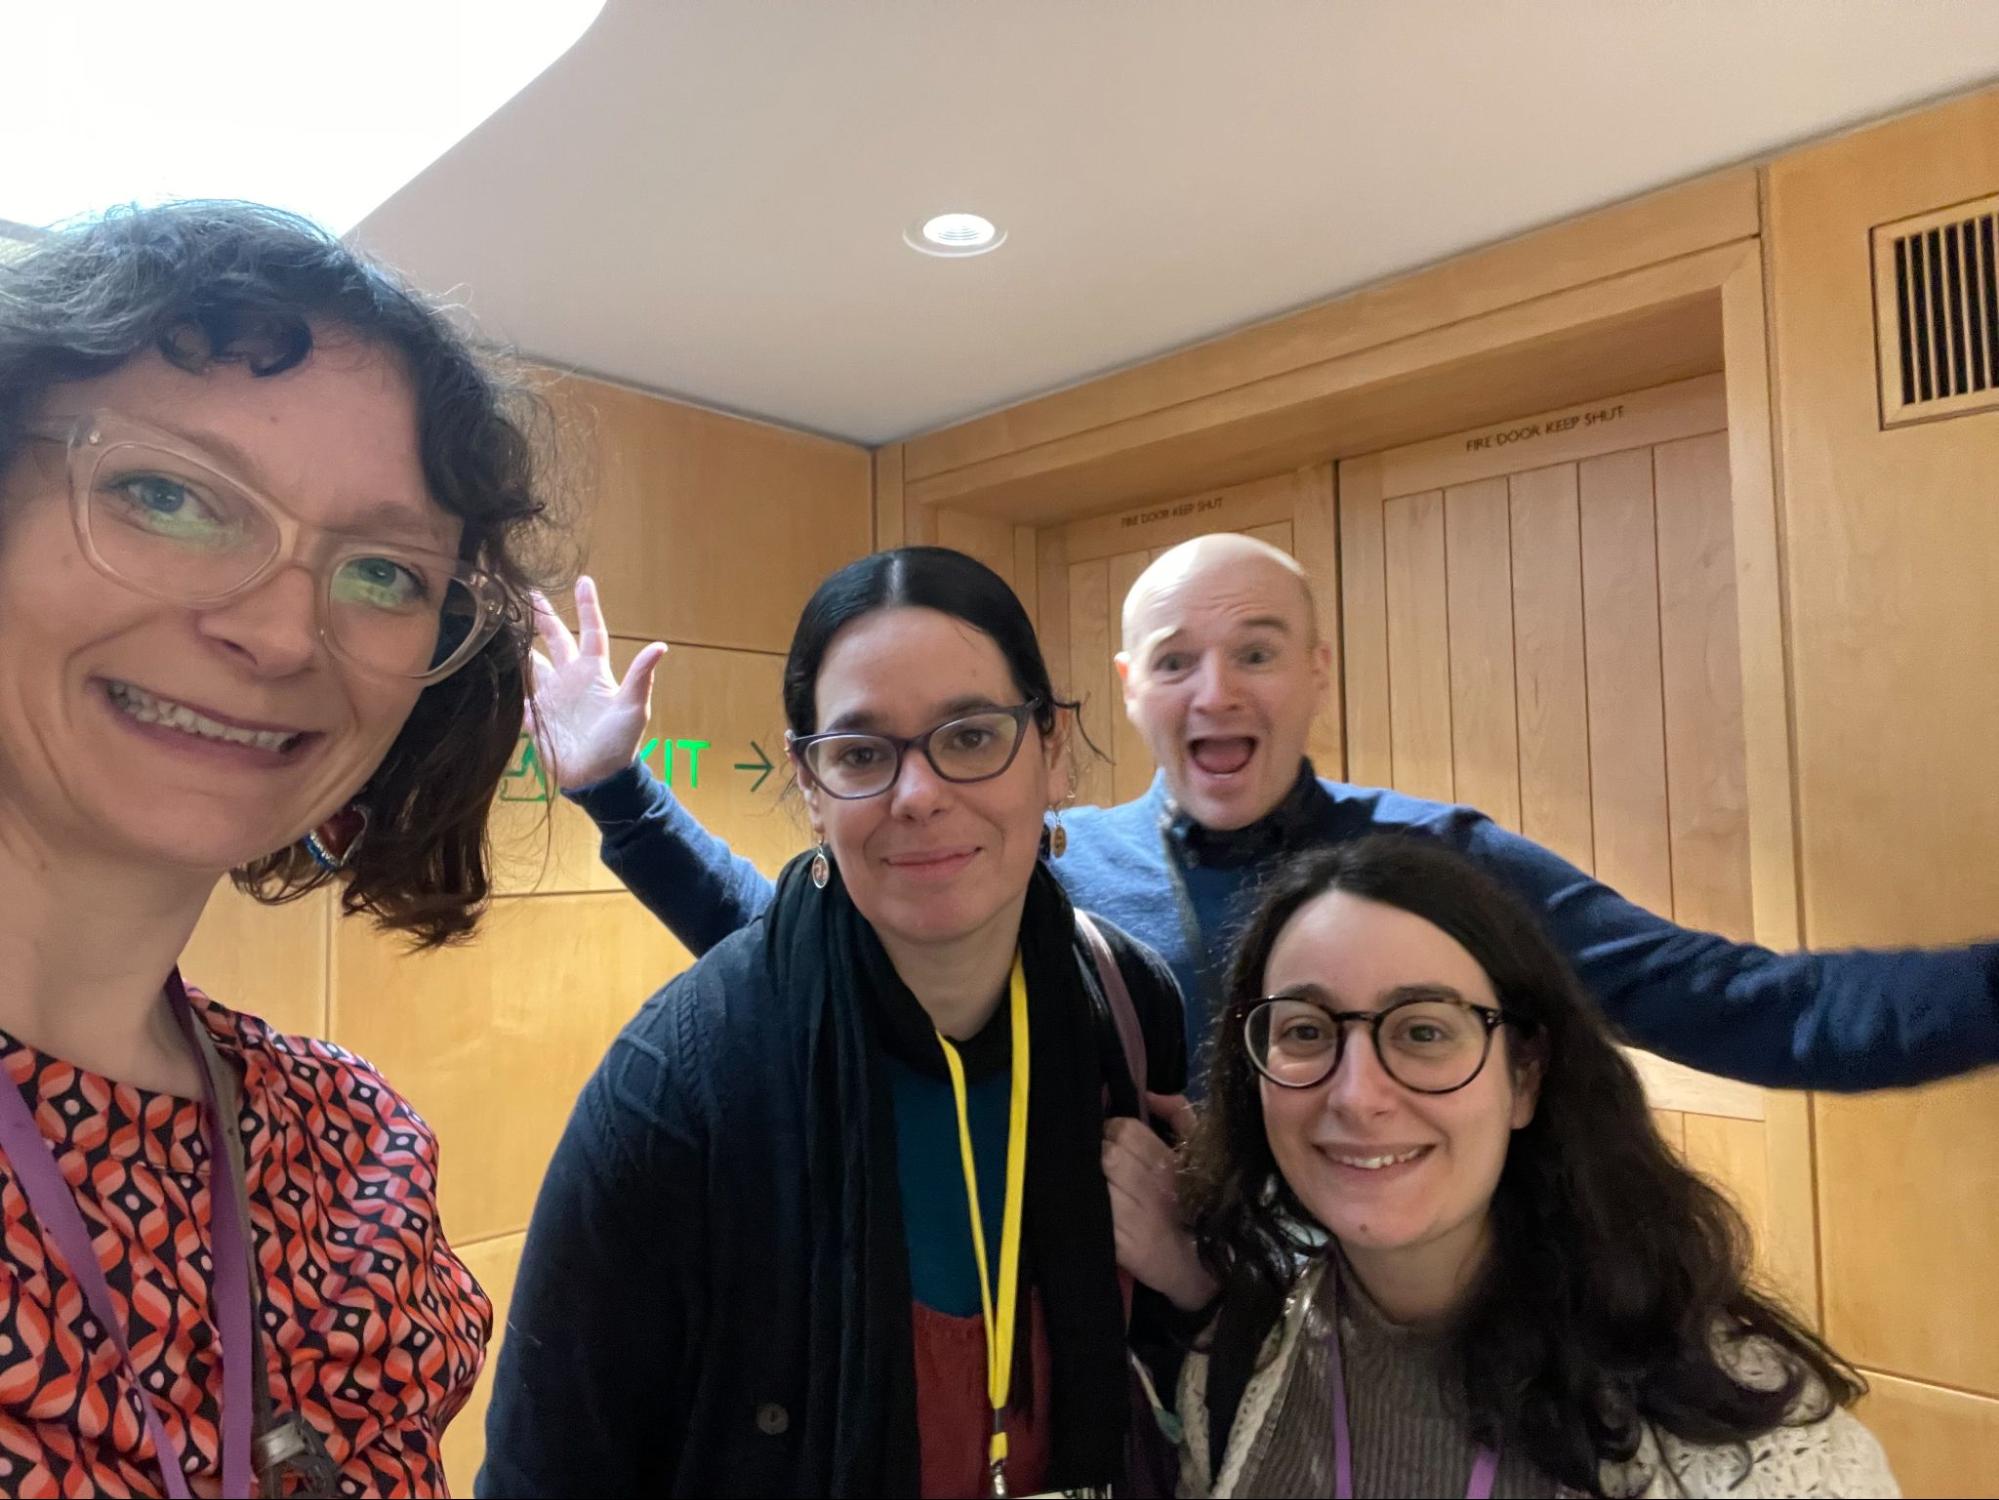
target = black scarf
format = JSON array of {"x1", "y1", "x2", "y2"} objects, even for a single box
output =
[{"x1": 763, "y1": 851, "x2": 1130, "y2": 1496}]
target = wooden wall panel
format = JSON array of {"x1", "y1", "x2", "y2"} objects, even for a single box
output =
[
  {"x1": 1106, "y1": 550, "x2": 1155, "y2": 805},
  {"x1": 1653, "y1": 432, "x2": 1753, "y2": 940},
  {"x1": 439, "y1": 1231, "x2": 523, "y2": 1493},
  {"x1": 936, "y1": 506, "x2": 1023, "y2": 592},
  {"x1": 1067, "y1": 560, "x2": 1116, "y2": 809},
  {"x1": 1243, "y1": 521, "x2": 1293, "y2": 552},
  {"x1": 553, "y1": 375, "x2": 872, "y2": 653},
  {"x1": 1381, "y1": 491, "x2": 1453, "y2": 802},
  {"x1": 1651, "y1": 1109, "x2": 1686, "y2": 1156},
  {"x1": 1507, "y1": 464, "x2": 1595, "y2": 871},
  {"x1": 1292, "y1": 463, "x2": 1345, "y2": 778},
  {"x1": 1854, "y1": 1372, "x2": 1999, "y2": 1499},
  {"x1": 181, "y1": 882, "x2": 330, "y2": 1040},
  {"x1": 1443, "y1": 478, "x2": 1521, "y2": 831},
  {"x1": 1012, "y1": 527, "x2": 1039, "y2": 623},
  {"x1": 1766, "y1": 85, "x2": 1999, "y2": 1411},
  {"x1": 491, "y1": 640, "x2": 794, "y2": 898},
  {"x1": 873, "y1": 443, "x2": 905, "y2": 549},
  {"x1": 1820, "y1": 1072, "x2": 1999, "y2": 1396},
  {"x1": 1578, "y1": 449, "x2": 1674, "y2": 916},
  {"x1": 1339, "y1": 458, "x2": 1392, "y2": 787},
  {"x1": 332, "y1": 894, "x2": 691, "y2": 1247},
  {"x1": 1037, "y1": 531, "x2": 1072, "y2": 697},
  {"x1": 1681, "y1": 1113, "x2": 1777, "y2": 1290}
]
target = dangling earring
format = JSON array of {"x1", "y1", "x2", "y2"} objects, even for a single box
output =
[
  {"x1": 809, "y1": 842, "x2": 831, "y2": 890},
  {"x1": 1047, "y1": 807, "x2": 1068, "y2": 859},
  {"x1": 304, "y1": 802, "x2": 371, "y2": 873}
]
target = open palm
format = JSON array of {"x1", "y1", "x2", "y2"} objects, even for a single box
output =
[{"x1": 525, "y1": 575, "x2": 668, "y2": 792}]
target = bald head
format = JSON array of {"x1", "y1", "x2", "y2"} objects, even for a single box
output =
[
  {"x1": 1114, "y1": 531, "x2": 1332, "y2": 830},
  {"x1": 1121, "y1": 533, "x2": 1318, "y2": 654}
]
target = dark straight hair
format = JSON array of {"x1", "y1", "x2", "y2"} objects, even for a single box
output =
[
  {"x1": 782, "y1": 546, "x2": 1072, "y2": 739},
  {"x1": 0, "y1": 200, "x2": 572, "y2": 945},
  {"x1": 1183, "y1": 834, "x2": 1863, "y2": 1494}
]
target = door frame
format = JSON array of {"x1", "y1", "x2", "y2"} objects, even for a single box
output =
[{"x1": 882, "y1": 238, "x2": 1820, "y2": 1322}]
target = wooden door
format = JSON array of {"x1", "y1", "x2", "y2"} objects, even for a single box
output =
[{"x1": 1338, "y1": 374, "x2": 1818, "y2": 1318}]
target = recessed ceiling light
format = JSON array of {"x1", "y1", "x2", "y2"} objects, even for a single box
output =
[{"x1": 904, "y1": 211, "x2": 1006, "y2": 258}]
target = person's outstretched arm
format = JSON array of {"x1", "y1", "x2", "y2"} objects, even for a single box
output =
[
  {"x1": 1452, "y1": 815, "x2": 1999, "y2": 1091},
  {"x1": 527, "y1": 577, "x2": 776, "y2": 957}
]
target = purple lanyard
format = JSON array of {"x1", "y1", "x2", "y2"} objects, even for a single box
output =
[
  {"x1": 0, "y1": 976, "x2": 254, "y2": 1498},
  {"x1": 1326, "y1": 1295, "x2": 1499, "y2": 1500}
]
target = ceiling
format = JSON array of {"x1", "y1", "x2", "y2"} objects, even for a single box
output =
[{"x1": 355, "y1": 1, "x2": 1999, "y2": 448}]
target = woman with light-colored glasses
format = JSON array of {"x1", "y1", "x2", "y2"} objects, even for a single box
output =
[
  {"x1": 1169, "y1": 836, "x2": 1893, "y2": 1498},
  {"x1": 485, "y1": 547, "x2": 1188, "y2": 1498},
  {"x1": 0, "y1": 202, "x2": 564, "y2": 1495}
]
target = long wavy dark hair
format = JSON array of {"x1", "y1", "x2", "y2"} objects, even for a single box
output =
[
  {"x1": 1182, "y1": 835, "x2": 1861, "y2": 1493},
  {"x1": 0, "y1": 201, "x2": 573, "y2": 945}
]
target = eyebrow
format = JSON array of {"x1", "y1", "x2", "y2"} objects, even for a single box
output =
[
  {"x1": 113, "y1": 415, "x2": 454, "y2": 551},
  {"x1": 1270, "y1": 981, "x2": 1469, "y2": 1012},
  {"x1": 1143, "y1": 614, "x2": 1295, "y2": 655},
  {"x1": 821, "y1": 694, "x2": 1007, "y2": 734},
  {"x1": 330, "y1": 500, "x2": 461, "y2": 553}
]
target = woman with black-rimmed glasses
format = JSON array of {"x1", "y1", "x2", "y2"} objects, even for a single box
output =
[
  {"x1": 485, "y1": 547, "x2": 1188, "y2": 1499},
  {"x1": 1172, "y1": 835, "x2": 1894, "y2": 1499}
]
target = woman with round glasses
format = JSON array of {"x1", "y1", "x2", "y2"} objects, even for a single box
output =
[
  {"x1": 1174, "y1": 836, "x2": 1893, "y2": 1498},
  {"x1": 484, "y1": 547, "x2": 1187, "y2": 1498},
  {"x1": 0, "y1": 202, "x2": 560, "y2": 1493}
]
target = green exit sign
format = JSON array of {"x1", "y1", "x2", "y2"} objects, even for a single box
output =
[{"x1": 498, "y1": 735, "x2": 776, "y2": 804}]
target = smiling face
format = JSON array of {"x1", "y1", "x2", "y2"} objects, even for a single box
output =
[
  {"x1": 1117, "y1": 536, "x2": 1330, "y2": 831},
  {"x1": 797, "y1": 606, "x2": 1063, "y2": 954},
  {"x1": 0, "y1": 339, "x2": 453, "y2": 874},
  {"x1": 1257, "y1": 888, "x2": 1539, "y2": 1292}
]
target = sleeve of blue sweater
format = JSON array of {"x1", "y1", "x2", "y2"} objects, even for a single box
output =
[
  {"x1": 477, "y1": 983, "x2": 705, "y2": 1497},
  {"x1": 567, "y1": 761, "x2": 778, "y2": 959},
  {"x1": 1427, "y1": 808, "x2": 1999, "y2": 1091}
]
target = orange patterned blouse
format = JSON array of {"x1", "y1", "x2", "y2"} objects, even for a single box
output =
[{"x1": 0, "y1": 990, "x2": 490, "y2": 1497}]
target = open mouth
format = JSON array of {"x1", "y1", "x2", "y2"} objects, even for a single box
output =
[
  {"x1": 104, "y1": 680, "x2": 309, "y2": 756},
  {"x1": 1188, "y1": 736, "x2": 1257, "y2": 777}
]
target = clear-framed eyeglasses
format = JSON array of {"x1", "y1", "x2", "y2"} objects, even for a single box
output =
[
  {"x1": 26, "y1": 410, "x2": 509, "y2": 683},
  {"x1": 790, "y1": 700, "x2": 1043, "y2": 799},
  {"x1": 1241, "y1": 991, "x2": 1522, "y2": 1095}
]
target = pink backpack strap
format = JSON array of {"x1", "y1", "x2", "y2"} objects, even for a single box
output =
[{"x1": 1075, "y1": 910, "x2": 1148, "y2": 1124}]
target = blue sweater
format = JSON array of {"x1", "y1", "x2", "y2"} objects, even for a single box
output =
[{"x1": 572, "y1": 760, "x2": 1999, "y2": 1092}]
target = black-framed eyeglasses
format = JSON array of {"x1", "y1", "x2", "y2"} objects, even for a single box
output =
[
  {"x1": 1240, "y1": 992, "x2": 1521, "y2": 1095},
  {"x1": 789, "y1": 700, "x2": 1042, "y2": 800},
  {"x1": 24, "y1": 411, "x2": 508, "y2": 683}
]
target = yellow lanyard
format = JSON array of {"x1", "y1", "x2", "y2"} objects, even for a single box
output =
[{"x1": 935, "y1": 954, "x2": 1031, "y2": 1498}]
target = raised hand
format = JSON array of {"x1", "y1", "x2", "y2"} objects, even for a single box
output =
[
  {"x1": 1102, "y1": 1092, "x2": 1219, "y2": 1313},
  {"x1": 524, "y1": 575, "x2": 669, "y2": 792}
]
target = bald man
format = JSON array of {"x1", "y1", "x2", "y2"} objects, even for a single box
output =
[{"x1": 540, "y1": 543, "x2": 1999, "y2": 1093}]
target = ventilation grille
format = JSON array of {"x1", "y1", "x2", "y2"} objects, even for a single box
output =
[{"x1": 1872, "y1": 195, "x2": 1999, "y2": 428}]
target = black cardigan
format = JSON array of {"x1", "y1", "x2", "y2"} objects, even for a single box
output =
[{"x1": 477, "y1": 912, "x2": 1185, "y2": 1498}]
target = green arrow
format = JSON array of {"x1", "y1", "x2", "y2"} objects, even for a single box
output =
[{"x1": 734, "y1": 739, "x2": 775, "y2": 793}]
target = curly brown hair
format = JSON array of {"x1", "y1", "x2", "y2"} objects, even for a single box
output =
[
  {"x1": 1183, "y1": 834, "x2": 1862, "y2": 1494},
  {"x1": 0, "y1": 201, "x2": 575, "y2": 946}
]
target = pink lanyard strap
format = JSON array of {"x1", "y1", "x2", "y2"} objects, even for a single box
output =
[
  {"x1": 0, "y1": 977, "x2": 255, "y2": 1498},
  {"x1": 1325, "y1": 1288, "x2": 1499, "y2": 1500}
]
